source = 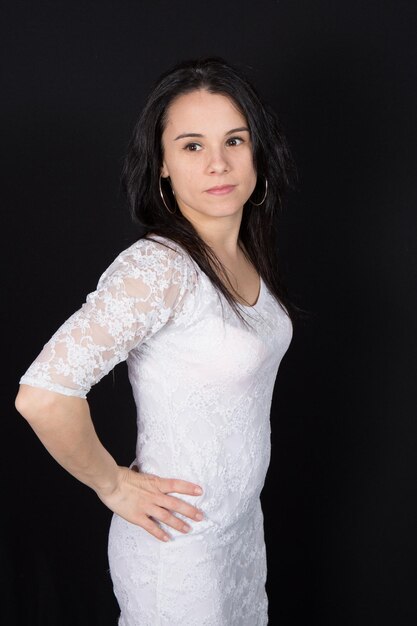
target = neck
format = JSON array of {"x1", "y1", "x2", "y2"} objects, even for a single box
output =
[{"x1": 179, "y1": 209, "x2": 243, "y2": 259}]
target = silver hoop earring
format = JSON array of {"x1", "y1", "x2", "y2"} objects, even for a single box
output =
[
  {"x1": 159, "y1": 175, "x2": 176, "y2": 214},
  {"x1": 249, "y1": 177, "x2": 268, "y2": 206}
]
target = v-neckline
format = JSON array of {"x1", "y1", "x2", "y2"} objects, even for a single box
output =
[{"x1": 236, "y1": 275, "x2": 263, "y2": 309}]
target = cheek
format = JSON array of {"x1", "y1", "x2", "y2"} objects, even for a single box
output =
[
  {"x1": 237, "y1": 148, "x2": 256, "y2": 174},
  {"x1": 169, "y1": 163, "x2": 196, "y2": 195},
  {"x1": 242, "y1": 157, "x2": 257, "y2": 185},
  {"x1": 242, "y1": 161, "x2": 257, "y2": 197}
]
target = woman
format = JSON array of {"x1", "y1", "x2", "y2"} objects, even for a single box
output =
[{"x1": 15, "y1": 56, "x2": 299, "y2": 625}]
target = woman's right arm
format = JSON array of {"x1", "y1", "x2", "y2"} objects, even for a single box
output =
[{"x1": 15, "y1": 384, "x2": 204, "y2": 541}]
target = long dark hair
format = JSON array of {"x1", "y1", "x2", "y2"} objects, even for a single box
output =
[{"x1": 121, "y1": 56, "x2": 304, "y2": 325}]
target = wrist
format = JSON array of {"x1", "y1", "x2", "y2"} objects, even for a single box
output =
[{"x1": 89, "y1": 458, "x2": 120, "y2": 497}]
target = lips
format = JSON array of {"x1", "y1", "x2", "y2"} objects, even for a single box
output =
[{"x1": 205, "y1": 185, "x2": 236, "y2": 195}]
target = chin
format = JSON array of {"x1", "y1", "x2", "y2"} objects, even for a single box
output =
[
  {"x1": 204, "y1": 197, "x2": 245, "y2": 211},
  {"x1": 179, "y1": 199, "x2": 244, "y2": 220},
  {"x1": 207, "y1": 206, "x2": 243, "y2": 217}
]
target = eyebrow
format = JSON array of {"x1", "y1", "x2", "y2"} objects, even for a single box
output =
[{"x1": 173, "y1": 127, "x2": 250, "y2": 141}]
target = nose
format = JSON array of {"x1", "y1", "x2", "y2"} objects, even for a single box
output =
[{"x1": 206, "y1": 146, "x2": 230, "y2": 174}]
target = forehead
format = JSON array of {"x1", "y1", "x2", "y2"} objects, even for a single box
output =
[{"x1": 162, "y1": 90, "x2": 247, "y2": 135}]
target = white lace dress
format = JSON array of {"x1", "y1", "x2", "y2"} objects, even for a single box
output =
[{"x1": 19, "y1": 234, "x2": 293, "y2": 626}]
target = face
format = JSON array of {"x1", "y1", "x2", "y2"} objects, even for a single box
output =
[{"x1": 160, "y1": 89, "x2": 257, "y2": 228}]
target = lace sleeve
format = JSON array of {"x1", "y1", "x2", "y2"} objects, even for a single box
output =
[{"x1": 19, "y1": 238, "x2": 194, "y2": 398}]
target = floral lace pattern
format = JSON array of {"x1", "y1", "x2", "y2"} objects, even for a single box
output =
[
  {"x1": 20, "y1": 235, "x2": 293, "y2": 625},
  {"x1": 20, "y1": 237, "x2": 195, "y2": 398}
]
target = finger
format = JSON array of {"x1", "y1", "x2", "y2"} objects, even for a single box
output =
[
  {"x1": 140, "y1": 515, "x2": 171, "y2": 543},
  {"x1": 158, "y1": 478, "x2": 203, "y2": 496},
  {"x1": 155, "y1": 493, "x2": 204, "y2": 522},
  {"x1": 147, "y1": 505, "x2": 192, "y2": 534}
]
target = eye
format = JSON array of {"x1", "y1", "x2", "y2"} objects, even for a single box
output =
[
  {"x1": 226, "y1": 136, "x2": 244, "y2": 147},
  {"x1": 184, "y1": 142, "x2": 202, "y2": 151}
]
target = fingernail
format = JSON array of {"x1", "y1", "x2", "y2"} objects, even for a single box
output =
[{"x1": 194, "y1": 487, "x2": 203, "y2": 495}]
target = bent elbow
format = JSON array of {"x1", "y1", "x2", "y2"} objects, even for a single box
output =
[
  {"x1": 15, "y1": 384, "x2": 61, "y2": 423},
  {"x1": 15, "y1": 384, "x2": 88, "y2": 425}
]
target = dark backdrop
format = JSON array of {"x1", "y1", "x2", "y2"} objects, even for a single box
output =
[{"x1": 3, "y1": 1, "x2": 417, "y2": 625}]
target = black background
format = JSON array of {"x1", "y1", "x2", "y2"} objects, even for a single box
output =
[{"x1": 3, "y1": 1, "x2": 417, "y2": 625}]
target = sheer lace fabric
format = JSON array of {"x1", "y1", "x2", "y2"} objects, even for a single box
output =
[{"x1": 20, "y1": 235, "x2": 293, "y2": 625}]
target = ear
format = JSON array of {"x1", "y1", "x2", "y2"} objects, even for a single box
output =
[{"x1": 160, "y1": 161, "x2": 170, "y2": 178}]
